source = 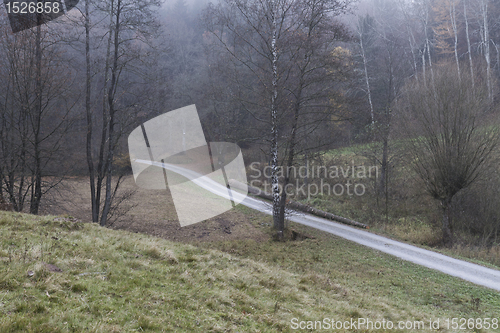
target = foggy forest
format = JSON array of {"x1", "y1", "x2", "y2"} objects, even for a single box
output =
[{"x1": 1, "y1": 0, "x2": 500, "y2": 330}]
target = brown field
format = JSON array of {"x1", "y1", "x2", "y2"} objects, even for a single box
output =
[{"x1": 40, "y1": 175, "x2": 270, "y2": 244}]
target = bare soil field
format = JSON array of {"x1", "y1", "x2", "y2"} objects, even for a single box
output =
[{"x1": 41, "y1": 176, "x2": 270, "y2": 244}]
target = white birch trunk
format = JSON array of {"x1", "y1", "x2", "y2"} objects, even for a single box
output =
[
  {"x1": 408, "y1": 27, "x2": 419, "y2": 84},
  {"x1": 481, "y1": 0, "x2": 492, "y2": 100},
  {"x1": 422, "y1": 44, "x2": 426, "y2": 83},
  {"x1": 270, "y1": 1, "x2": 281, "y2": 235},
  {"x1": 358, "y1": 28, "x2": 375, "y2": 128},
  {"x1": 422, "y1": 1, "x2": 434, "y2": 84},
  {"x1": 426, "y1": 38, "x2": 434, "y2": 83},
  {"x1": 450, "y1": 0, "x2": 461, "y2": 79},
  {"x1": 464, "y1": 0, "x2": 474, "y2": 88}
]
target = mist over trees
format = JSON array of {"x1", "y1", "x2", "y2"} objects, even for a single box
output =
[{"x1": 0, "y1": 0, "x2": 499, "y2": 245}]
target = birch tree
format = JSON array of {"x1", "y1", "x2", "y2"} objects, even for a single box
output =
[
  {"x1": 479, "y1": 0, "x2": 492, "y2": 100},
  {"x1": 204, "y1": 0, "x2": 352, "y2": 238},
  {"x1": 204, "y1": 0, "x2": 294, "y2": 236},
  {"x1": 463, "y1": 0, "x2": 474, "y2": 85},
  {"x1": 357, "y1": 15, "x2": 376, "y2": 128},
  {"x1": 413, "y1": 0, "x2": 434, "y2": 83}
]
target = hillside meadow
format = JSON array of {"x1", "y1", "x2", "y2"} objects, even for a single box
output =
[{"x1": 1, "y1": 209, "x2": 499, "y2": 332}]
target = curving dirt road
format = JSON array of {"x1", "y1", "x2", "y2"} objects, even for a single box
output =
[{"x1": 135, "y1": 160, "x2": 500, "y2": 292}]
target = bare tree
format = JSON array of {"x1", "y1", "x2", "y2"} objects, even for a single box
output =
[
  {"x1": 0, "y1": 22, "x2": 74, "y2": 213},
  {"x1": 204, "y1": 0, "x2": 352, "y2": 238},
  {"x1": 354, "y1": 1, "x2": 413, "y2": 220},
  {"x1": 398, "y1": 62, "x2": 498, "y2": 246},
  {"x1": 79, "y1": 0, "x2": 161, "y2": 226}
]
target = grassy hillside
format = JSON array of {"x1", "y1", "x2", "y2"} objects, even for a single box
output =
[{"x1": 1, "y1": 211, "x2": 499, "y2": 332}]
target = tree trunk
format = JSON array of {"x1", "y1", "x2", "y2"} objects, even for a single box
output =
[
  {"x1": 93, "y1": 0, "x2": 115, "y2": 224},
  {"x1": 359, "y1": 28, "x2": 375, "y2": 128},
  {"x1": 401, "y1": 5, "x2": 419, "y2": 83},
  {"x1": 270, "y1": 6, "x2": 281, "y2": 238},
  {"x1": 464, "y1": 0, "x2": 474, "y2": 88},
  {"x1": 441, "y1": 198, "x2": 454, "y2": 247},
  {"x1": 450, "y1": 0, "x2": 460, "y2": 79},
  {"x1": 85, "y1": 0, "x2": 98, "y2": 223},
  {"x1": 422, "y1": 4, "x2": 434, "y2": 83},
  {"x1": 277, "y1": 81, "x2": 303, "y2": 238},
  {"x1": 481, "y1": 0, "x2": 492, "y2": 100},
  {"x1": 422, "y1": 44, "x2": 426, "y2": 83},
  {"x1": 379, "y1": 135, "x2": 388, "y2": 194},
  {"x1": 100, "y1": 0, "x2": 122, "y2": 226},
  {"x1": 30, "y1": 23, "x2": 43, "y2": 215}
]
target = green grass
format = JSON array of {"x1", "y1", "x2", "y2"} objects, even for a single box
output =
[
  {"x1": 1, "y1": 211, "x2": 500, "y2": 332},
  {"x1": 201, "y1": 220, "x2": 500, "y2": 323}
]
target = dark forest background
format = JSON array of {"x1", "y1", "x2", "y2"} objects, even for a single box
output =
[{"x1": 1, "y1": 0, "x2": 500, "y2": 247}]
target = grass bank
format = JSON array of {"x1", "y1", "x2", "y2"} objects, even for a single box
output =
[{"x1": 1, "y1": 211, "x2": 499, "y2": 332}]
